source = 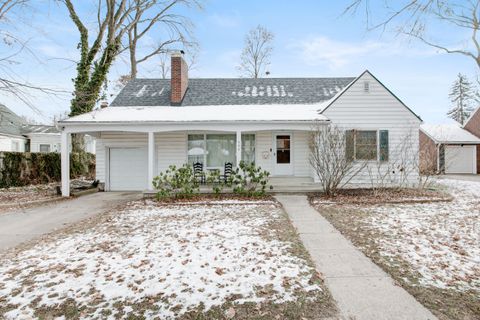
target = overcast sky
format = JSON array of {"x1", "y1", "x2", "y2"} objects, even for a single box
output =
[{"x1": 1, "y1": 0, "x2": 476, "y2": 124}]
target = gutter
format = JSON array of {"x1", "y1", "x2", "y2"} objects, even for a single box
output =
[{"x1": 58, "y1": 119, "x2": 331, "y2": 127}]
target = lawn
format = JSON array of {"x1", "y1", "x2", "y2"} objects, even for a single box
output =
[
  {"x1": 311, "y1": 179, "x2": 480, "y2": 320},
  {"x1": 0, "y1": 198, "x2": 337, "y2": 319}
]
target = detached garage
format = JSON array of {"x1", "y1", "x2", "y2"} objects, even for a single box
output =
[{"x1": 420, "y1": 124, "x2": 480, "y2": 175}]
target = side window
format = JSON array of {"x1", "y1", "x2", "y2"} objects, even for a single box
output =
[
  {"x1": 355, "y1": 131, "x2": 377, "y2": 160},
  {"x1": 345, "y1": 130, "x2": 389, "y2": 161},
  {"x1": 39, "y1": 144, "x2": 51, "y2": 153}
]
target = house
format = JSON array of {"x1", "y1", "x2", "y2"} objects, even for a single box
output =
[
  {"x1": 0, "y1": 104, "x2": 28, "y2": 151},
  {"x1": 420, "y1": 108, "x2": 480, "y2": 175},
  {"x1": 57, "y1": 52, "x2": 422, "y2": 196},
  {"x1": 463, "y1": 106, "x2": 480, "y2": 172},
  {"x1": 0, "y1": 104, "x2": 96, "y2": 154}
]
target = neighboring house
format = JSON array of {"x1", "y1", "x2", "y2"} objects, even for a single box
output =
[
  {"x1": 0, "y1": 104, "x2": 28, "y2": 152},
  {"x1": 420, "y1": 123, "x2": 480, "y2": 174},
  {"x1": 0, "y1": 104, "x2": 96, "y2": 154},
  {"x1": 463, "y1": 106, "x2": 480, "y2": 172},
  {"x1": 57, "y1": 52, "x2": 422, "y2": 195}
]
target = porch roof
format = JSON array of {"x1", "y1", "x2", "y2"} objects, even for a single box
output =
[{"x1": 59, "y1": 104, "x2": 329, "y2": 125}]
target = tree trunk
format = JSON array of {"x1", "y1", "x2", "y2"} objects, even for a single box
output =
[
  {"x1": 71, "y1": 133, "x2": 85, "y2": 153},
  {"x1": 128, "y1": 31, "x2": 137, "y2": 79}
]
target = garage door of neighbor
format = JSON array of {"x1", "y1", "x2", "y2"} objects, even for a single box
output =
[
  {"x1": 109, "y1": 147, "x2": 148, "y2": 191},
  {"x1": 445, "y1": 145, "x2": 476, "y2": 174}
]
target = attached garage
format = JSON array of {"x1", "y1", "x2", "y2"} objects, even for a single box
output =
[
  {"x1": 444, "y1": 145, "x2": 477, "y2": 174},
  {"x1": 108, "y1": 147, "x2": 148, "y2": 191}
]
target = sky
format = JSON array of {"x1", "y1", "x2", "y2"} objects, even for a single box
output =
[{"x1": 0, "y1": 0, "x2": 477, "y2": 124}]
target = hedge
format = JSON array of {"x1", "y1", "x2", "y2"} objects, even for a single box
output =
[{"x1": 0, "y1": 152, "x2": 95, "y2": 188}]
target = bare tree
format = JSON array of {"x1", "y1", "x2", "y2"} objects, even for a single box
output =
[
  {"x1": 0, "y1": 0, "x2": 69, "y2": 113},
  {"x1": 237, "y1": 25, "x2": 274, "y2": 78},
  {"x1": 309, "y1": 124, "x2": 366, "y2": 195},
  {"x1": 344, "y1": 1, "x2": 480, "y2": 70},
  {"x1": 122, "y1": 0, "x2": 201, "y2": 79},
  {"x1": 62, "y1": 0, "x2": 199, "y2": 151}
]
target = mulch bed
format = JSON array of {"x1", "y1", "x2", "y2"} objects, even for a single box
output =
[
  {"x1": 309, "y1": 187, "x2": 452, "y2": 205},
  {"x1": 146, "y1": 193, "x2": 275, "y2": 204}
]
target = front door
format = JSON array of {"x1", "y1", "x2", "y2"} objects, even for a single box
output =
[{"x1": 274, "y1": 133, "x2": 293, "y2": 175}]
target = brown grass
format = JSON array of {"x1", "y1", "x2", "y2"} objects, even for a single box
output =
[
  {"x1": 311, "y1": 200, "x2": 479, "y2": 320},
  {"x1": 0, "y1": 199, "x2": 339, "y2": 320}
]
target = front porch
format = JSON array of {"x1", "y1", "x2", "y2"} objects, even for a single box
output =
[{"x1": 58, "y1": 106, "x2": 327, "y2": 197}]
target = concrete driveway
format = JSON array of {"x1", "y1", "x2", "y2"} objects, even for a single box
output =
[
  {"x1": 437, "y1": 174, "x2": 480, "y2": 182},
  {"x1": 0, "y1": 192, "x2": 142, "y2": 252}
]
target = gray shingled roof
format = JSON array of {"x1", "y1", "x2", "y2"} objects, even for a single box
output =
[
  {"x1": 22, "y1": 124, "x2": 59, "y2": 134},
  {"x1": 0, "y1": 103, "x2": 26, "y2": 137},
  {"x1": 111, "y1": 77, "x2": 356, "y2": 107},
  {"x1": 0, "y1": 104, "x2": 59, "y2": 137}
]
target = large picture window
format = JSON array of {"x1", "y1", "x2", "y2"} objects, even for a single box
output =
[
  {"x1": 187, "y1": 134, "x2": 255, "y2": 168},
  {"x1": 206, "y1": 134, "x2": 236, "y2": 168}
]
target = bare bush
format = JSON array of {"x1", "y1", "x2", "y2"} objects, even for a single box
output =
[{"x1": 309, "y1": 124, "x2": 366, "y2": 195}]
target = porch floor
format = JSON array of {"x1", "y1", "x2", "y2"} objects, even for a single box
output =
[{"x1": 143, "y1": 177, "x2": 323, "y2": 197}]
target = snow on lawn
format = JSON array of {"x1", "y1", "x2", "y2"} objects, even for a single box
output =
[
  {"x1": 364, "y1": 179, "x2": 480, "y2": 292},
  {"x1": 0, "y1": 200, "x2": 321, "y2": 319}
]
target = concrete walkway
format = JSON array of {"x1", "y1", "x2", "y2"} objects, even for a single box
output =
[
  {"x1": 0, "y1": 192, "x2": 141, "y2": 252},
  {"x1": 275, "y1": 195, "x2": 437, "y2": 320}
]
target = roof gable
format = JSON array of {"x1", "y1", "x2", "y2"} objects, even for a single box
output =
[
  {"x1": 0, "y1": 104, "x2": 26, "y2": 137},
  {"x1": 111, "y1": 77, "x2": 356, "y2": 107},
  {"x1": 320, "y1": 70, "x2": 422, "y2": 122}
]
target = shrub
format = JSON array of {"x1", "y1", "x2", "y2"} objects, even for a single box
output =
[
  {"x1": 229, "y1": 161, "x2": 270, "y2": 197},
  {"x1": 0, "y1": 152, "x2": 95, "y2": 188},
  {"x1": 206, "y1": 169, "x2": 224, "y2": 196},
  {"x1": 152, "y1": 164, "x2": 199, "y2": 200}
]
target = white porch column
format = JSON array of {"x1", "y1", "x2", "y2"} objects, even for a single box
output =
[
  {"x1": 61, "y1": 131, "x2": 70, "y2": 197},
  {"x1": 236, "y1": 130, "x2": 242, "y2": 167},
  {"x1": 147, "y1": 131, "x2": 155, "y2": 190}
]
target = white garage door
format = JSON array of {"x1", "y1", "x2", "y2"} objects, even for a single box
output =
[
  {"x1": 445, "y1": 145, "x2": 476, "y2": 174},
  {"x1": 109, "y1": 147, "x2": 148, "y2": 191}
]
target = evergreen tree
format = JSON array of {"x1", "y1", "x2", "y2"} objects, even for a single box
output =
[{"x1": 447, "y1": 73, "x2": 476, "y2": 125}]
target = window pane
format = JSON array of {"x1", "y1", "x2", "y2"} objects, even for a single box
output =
[
  {"x1": 355, "y1": 131, "x2": 377, "y2": 160},
  {"x1": 39, "y1": 144, "x2": 50, "y2": 153},
  {"x1": 241, "y1": 134, "x2": 255, "y2": 164},
  {"x1": 188, "y1": 134, "x2": 205, "y2": 165},
  {"x1": 206, "y1": 134, "x2": 236, "y2": 168},
  {"x1": 276, "y1": 135, "x2": 291, "y2": 164}
]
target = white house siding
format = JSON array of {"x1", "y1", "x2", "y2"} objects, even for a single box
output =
[
  {"x1": 293, "y1": 131, "x2": 312, "y2": 177},
  {"x1": 0, "y1": 135, "x2": 27, "y2": 152},
  {"x1": 29, "y1": 134, "x2": 61, "y2": 152},
  {"x1": 156, "y1": 132, "x2": 187, "y2": 173},
  {"x1": 255, "y1": 131, "x2": 273, "y2": 174},
  {"x1": 322, "y1": 72, "x2": 421, "y2": 187}
]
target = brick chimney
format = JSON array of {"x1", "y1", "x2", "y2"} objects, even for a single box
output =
[{"x1": 170, "y1": 51, "x2": 188, "y2": 105}]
